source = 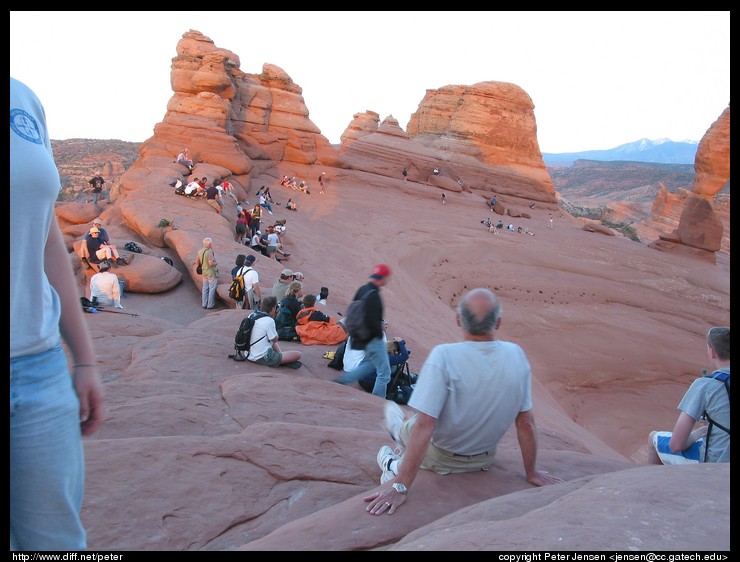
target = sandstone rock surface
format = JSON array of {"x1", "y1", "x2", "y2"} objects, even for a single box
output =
[{"x1": 56, "y1": 29, "x2": 730, "y2": 551}]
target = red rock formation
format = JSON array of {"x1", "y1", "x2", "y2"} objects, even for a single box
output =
[
  {"x1": 650, "y1": 105, "x2": 730, "y2": 259},
  {"x1": 406, "y1": 81, "x2": 557, "y2": 201},
  {"x1": 693, "y1": 106, "x2": 730, "y2": 197}
]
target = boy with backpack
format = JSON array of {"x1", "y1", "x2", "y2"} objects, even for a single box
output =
[
  {"x1": 240, "y1": 296, "x2": 301, "y2": 368},
  {"x1": 647, "y1": 326, "x2": 730, "y2": 464}
]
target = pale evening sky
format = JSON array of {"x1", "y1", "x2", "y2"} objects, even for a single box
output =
[{"x1": 9, "y1": 11, "x2": 729, "y2": 154}]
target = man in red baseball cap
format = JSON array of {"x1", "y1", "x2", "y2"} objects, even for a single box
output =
[{"x1": 335, "y1": 264, "x2": 393, "y2": 398}]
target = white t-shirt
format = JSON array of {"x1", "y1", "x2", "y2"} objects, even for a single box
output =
[
  {"x1": 248, "y1": 315, "x2": 277, "y2": 361},
  {"x1": 343, "y1": 334, "x2": 387, "y2": 371},
  {"x1": 90, "y1": 271, "x2": 122, "y2": 308},
  {"x1": 242, "y1": 267, "x2": 259, "y2": 291},
  {"x1": 409, "y1": 340, "x2": 533, "y2": 456}
]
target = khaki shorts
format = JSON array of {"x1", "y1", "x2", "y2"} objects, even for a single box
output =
[{"x1": 398, "y1": 415, "x2": 494, "y2": 475}]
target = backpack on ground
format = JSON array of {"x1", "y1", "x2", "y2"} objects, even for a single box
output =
[
  {"x1": 344, "y1": 289, "x2": 377, "y2": 342},
  {"x1": 326, "y1": 340, "x2": 347, "y2": 370},
  {"x1": 229, "y1": 310, "x2": 268, "y2": 361},
  {"x1": 124, "y1": 241, "x2": 142, "y2": 253},
  {"x1": 702, "y1": 369, "x2": 730, "y2": 462},
  {"x1": 358, "y1": 361, "x2": 417, "y2": 405},
  {"x1": 228, "y1": 267, "x2": 251, "y2": 301}
]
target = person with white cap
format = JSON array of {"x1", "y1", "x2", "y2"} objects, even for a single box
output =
[
  {"x1": 334, "y1": 264, "x2": 393, "y2": 398},
  {"x1": 250, "y1": 229, "x2": 268, "y2": 256}
]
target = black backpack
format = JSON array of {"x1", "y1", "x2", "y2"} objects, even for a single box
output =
[
  {"x1": 358, "y1": 360, "x2": 417, "y2": 405},
  {"x1": 702, "y1": 369, "x2": 730, "y2": 462},
  {"x1": 275, "y1": 302, "x2": 300, "y2": 341},
  {"x1": 229, "y1": 310, "x2": 268, "y2": 361},
  {"x1": 124, "y1": 241, "x2": 142, "y2": 253},
  {"x1": 344, "y1": 289, "x2": 376, "y2": 342}
]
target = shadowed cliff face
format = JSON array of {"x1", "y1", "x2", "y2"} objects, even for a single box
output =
[{"x1": 51, "y1": 29, "x2": 729, "y2": 551}]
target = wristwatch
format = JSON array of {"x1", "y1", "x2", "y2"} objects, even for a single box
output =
[{"x1": 392, "y1": 482, "x2": 408, "y2": 494}]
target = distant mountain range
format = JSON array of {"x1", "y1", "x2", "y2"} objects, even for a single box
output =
[{"x1": 542, "y1": 138, "x2": 699, "y2": 167}]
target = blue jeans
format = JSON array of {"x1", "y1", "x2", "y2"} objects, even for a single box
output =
[
  {"x1": 336, "y1": 337, "x2": 391, "y2": 398},
  {"x1": 10, "y1": 342, "x2": 87, "y2": 550},
  {"x1": 202, "y1": 276, "x2": 218, "y2": 308},
  {"x1": 92, "y1": 189, "x2": 108, "y2": 206}
]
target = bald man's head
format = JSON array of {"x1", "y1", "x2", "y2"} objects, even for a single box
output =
[{"x1": 457, "y1": 288, "x2": 501, "y2": 337}]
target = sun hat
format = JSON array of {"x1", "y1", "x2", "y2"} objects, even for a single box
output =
[
  {"x1": 89, "y1": 226, "x2": 100, "y2": 234},
  {"x1": 370, "y1": 264, "x2": 391, "y2": 279},
  {"x1": 281, "y1": 269, "x2": 295, "y2": 278},
  {"x1": 92, "y1": 218, "x2": 103, "y2": 225}
]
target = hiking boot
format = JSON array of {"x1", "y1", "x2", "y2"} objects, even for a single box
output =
[
  {"x1": 377, "y1": 445, "x2": 401, "y2": 484},
  {"x1": 384, "y1": 401, "x2": 405, "y2": 444},
  {"x1": 116, "y1": 257, "x2": 128, "y2": 266},
  {"x1": 121, "y1": 254, "x2": 135, "y2": 265}
]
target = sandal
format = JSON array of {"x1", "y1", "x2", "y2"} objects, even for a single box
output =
[{"x1": 322, "y1": 351, "x2": 336, "y2": 360}]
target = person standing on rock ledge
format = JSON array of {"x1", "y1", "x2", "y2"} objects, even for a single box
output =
[
  {"x1": 318, "y1": 171, "x2": 326, "y2": 194},
  {"x1": 364, "y1": 288, "x2": 562, "y2": 516},
  {"x1": 197, "y1": 237, "x2": 219, "y2": 309},
  {"x1": 88, "y1": 171, "x2": 107, "y2": 206}
]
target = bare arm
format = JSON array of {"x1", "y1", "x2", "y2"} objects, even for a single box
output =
[
  {"x1": 668, "y1": 412, "x2": 702, "y2": 453},
  {"x1": 515, "y1": 410, "x2": 562, "y2": 486},
  {"x1": 364, "y1": 411, "x2": 436, "y2": 514},
  {"x1": 45, "y1": 215, "x2": 105, "y2": 436}
]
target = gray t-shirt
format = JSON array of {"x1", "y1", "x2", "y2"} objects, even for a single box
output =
[
  {"x1": 678, "y1": 369, "x2": 730, "y2": 462},
  {"x1": 408, "y1": 340, "x2": 533, "y2": 456}
]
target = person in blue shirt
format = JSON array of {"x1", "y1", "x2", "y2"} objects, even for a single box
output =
[{"x1": 11, "y1": 76, "x2": 105, "y2": 550}]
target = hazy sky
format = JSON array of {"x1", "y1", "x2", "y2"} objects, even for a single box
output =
[{"x1": 10, "y1": 11, "x2": 729, "y2": 153}]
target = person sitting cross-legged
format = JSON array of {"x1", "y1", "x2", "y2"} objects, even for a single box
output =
[{"x1": 247, "y1": 296, "x2": 302, "y2": 368}]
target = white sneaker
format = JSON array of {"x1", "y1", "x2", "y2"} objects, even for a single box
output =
[
  {"x1": 377, "y1": 445, "x2": 401, "y2": 484},
  {"x1": 384, "y1": 401, "x2": 404, "y2": 443}
]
